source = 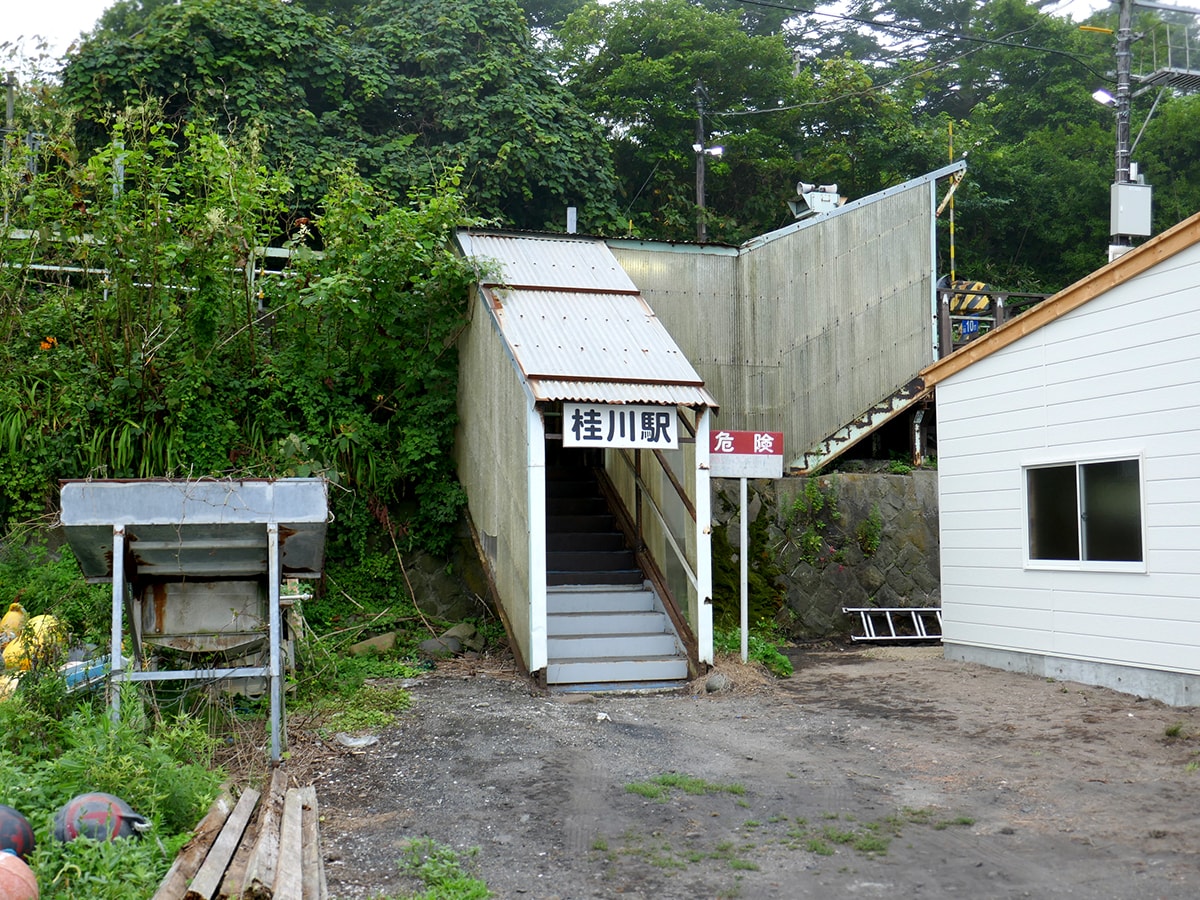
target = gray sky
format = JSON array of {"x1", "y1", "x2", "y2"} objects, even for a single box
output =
[
  {"x1": 2, "y1": 0, "x2": 116, "y2": 60},
  {"x1": 1, "y1": 0, "x2": 1119, "y2": 63}
]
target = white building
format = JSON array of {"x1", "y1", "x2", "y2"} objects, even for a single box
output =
[{"x1": 923, "y1": 211, "x2": 1200, "y2": 705}]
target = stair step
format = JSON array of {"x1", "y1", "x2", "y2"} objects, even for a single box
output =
[
  {"x1": 548, "y1": 570, "x2": 643, "y2": 586},
  {"x1": 546, "y1": 513, "x2": 617, "y2": 533},
  {"x1": 546, "y1": 657, "x2": 689, "y2": 685},
  {"x1": 547, "y1": 532, "x2": 626, "y2": 552},
  {"x1": 544, "y1": 484, "x2": 601, "y2": 501},
  {"x1": 547, "y1": 549, "x2": 638, "y2": 571},
  {"x1": 547, "y1": 497, "x2": 609, "y2": 516},
  {"x1": 547, "y1": 632, "x2": 678, "y2": 659},
  {"x1": 547, "y1": 590, "x2": 656, "y2": 614},
  {"x1": 548, "y1": 610, "x2": 668, "y2": 636}
]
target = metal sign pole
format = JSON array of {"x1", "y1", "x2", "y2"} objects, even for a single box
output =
[
  {"x1": 110, "y1": 525, "x2": 125, "y2": 722},
  {"x1": 740, "y1": 476, "x2": 749, "y2": 663},
  {"x1": 268, "y1": 523, "x2": 282, "y2": 764}
]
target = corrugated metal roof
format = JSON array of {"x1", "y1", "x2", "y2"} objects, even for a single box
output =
[
  {"x1": 492, "y1": 288, "x2": 698, "y2": 382},
  {"x1": 457, "y1": 231, "x2": 716, "y2": 408},
  {"x1": 460, "y1": 231, "x2": 638, "y2": 292}
]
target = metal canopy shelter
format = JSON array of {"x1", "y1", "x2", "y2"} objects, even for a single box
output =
[{"x1": 60, "y1": 478, "x2": 329, "y2": 762}]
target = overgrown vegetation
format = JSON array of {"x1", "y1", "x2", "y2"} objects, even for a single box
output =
[
  {"x1": 0, "y1": 677, "x2": 220, "y2": 899},
  {"x1": 856, "y1": 504, "x2": 884, "y2": 557},
  {"x1": 711, "y1": 504, "x2": 785, "y2": 629},
  {"x1": 1, "y1": 106, "x2": 479, "y2": 556}
]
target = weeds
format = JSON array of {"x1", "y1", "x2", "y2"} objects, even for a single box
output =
[
  {"x1": 713, "y1": 625, "x2": 793, "y2": 678},
  {"x1": 395, "y1": 839, "x2": 490, "y2": 899}
]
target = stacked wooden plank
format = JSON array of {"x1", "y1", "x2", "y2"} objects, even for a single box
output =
[{"x1": 152, "y1": 770, "x2": 328, "y2": 900}]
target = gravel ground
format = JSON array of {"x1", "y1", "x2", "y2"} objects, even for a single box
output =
[{"x1": 302, "y1": 645, "x2": 1200, "y2": 899}]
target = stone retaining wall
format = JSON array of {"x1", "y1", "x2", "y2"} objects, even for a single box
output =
[{"x1": 711, "y1": 470, "x2": 940, "y2": 639}]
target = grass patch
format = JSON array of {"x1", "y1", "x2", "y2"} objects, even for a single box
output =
[
  {"x1": 397, "y1": 838, "x2": 490, "y2": 899},
  {"x1": 807, "y1": 837, "x2": 835, "y2": 856},
  {"x1": 625, "y1": 773, "x2": 746, "y2": 802}
]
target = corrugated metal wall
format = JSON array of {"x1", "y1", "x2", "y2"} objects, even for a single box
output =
[
  {"x1": 612, "y1": 182, "x2": 935, "y2": 466},
  {"x1": 454, "y1": 291, "x2": 534, "y2": 668}
]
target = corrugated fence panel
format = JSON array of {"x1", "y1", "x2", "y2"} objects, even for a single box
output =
[
  {"x1": 454, "y1": 294, "x2": 533, "y2": 666},
  {"x1": 612, "y1": 181, "x2": 934, "y2": 463}
]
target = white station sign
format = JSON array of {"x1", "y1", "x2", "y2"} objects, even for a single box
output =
[{"x1": 562, "y1": 403, "x2": 678, "y2": 449}]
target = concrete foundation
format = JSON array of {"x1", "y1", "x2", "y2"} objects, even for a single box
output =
[{"x1": 944, "y1": 642, "x2": 1200, "y2": 708}]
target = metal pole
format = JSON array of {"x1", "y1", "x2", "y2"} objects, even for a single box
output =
[
  {"x1": 740, "y1": 476, "x2": 749, "y2": 664},
  {"x1": 1115, "y1": 0, "x2": 1133, "y2": 187},
  {"x1": 696, "y1": 108, "x2": 700, "y2": 241},
  {"x1": 695, "y1": 84, "x2": 707, "y2": 242},
  {"x1": 268, "y1": 522, "x2": 282, "y2": 763},
  {"x1": 110, "y1": 526, "x2": 125, "y2": 722},
  {"x1": 3, "y1": 74, "x2": 14, "y2": 227}
]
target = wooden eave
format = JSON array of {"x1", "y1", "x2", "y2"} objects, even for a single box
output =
[{"x1": 921, "y1": 211, "x2": 1200, "y2": 389}]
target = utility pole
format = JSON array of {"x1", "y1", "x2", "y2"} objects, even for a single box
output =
[
  {"x1": 694, "y1": 80, "x2": 708, "y2": 243},
  {"x1": 1111, "y1": 0, "x2": 1135, "y2": 254},
  {"x1": 692, "y1": 80, "x2": 723, "y2": 243}
]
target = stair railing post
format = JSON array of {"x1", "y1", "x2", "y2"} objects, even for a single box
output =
[{"x1": 634, "y1": 449, "x2": 643, "y2": 550}]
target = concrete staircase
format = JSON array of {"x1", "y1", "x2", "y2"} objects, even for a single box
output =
[{"x1": 544, "y1": 467, "x2": 688, "y2": 687}]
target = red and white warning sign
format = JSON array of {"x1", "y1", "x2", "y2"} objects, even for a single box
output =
[{"x1": 709, "y1": 430, "x2": 784, "y2": 479}]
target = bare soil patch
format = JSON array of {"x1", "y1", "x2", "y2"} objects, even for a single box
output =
[{"x1": 302, "y1": 645, "x2": 1200, "y2": 898}]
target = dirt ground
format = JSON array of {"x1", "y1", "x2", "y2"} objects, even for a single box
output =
[{"x1": 304, "y1": 645, "x2": 1200, "y2": 899}]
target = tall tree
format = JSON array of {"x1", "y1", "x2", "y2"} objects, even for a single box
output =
[
  {"x1": 60, "y1": 0, "x2": 620, "y2": 231},
  {"x1": 557, "y1": 0, "x2": 799, "y2": 241}
]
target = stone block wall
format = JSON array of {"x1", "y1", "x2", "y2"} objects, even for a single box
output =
[{"x1": 711, "y1": 470, "x2": 940, "y2": 639}]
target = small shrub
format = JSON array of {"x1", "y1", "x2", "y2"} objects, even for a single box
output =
[
  {"x1": 856, "y1": 505, "x2": 883, "y2": 557},
  {"x1": 713, "y1": 625, "x2": 793, "y2": 678},
  {"x1": 397, "y1": 838, "x2": 491, "y2": 899}
]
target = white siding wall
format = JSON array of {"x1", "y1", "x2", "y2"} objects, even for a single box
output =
[{"x1": 937, "y1": 242, "x2": 1200, "y2": 676}]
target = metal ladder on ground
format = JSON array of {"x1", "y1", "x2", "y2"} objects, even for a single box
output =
[{"x1": 843, "y1": 607, "x2": 942, "y2": 642}]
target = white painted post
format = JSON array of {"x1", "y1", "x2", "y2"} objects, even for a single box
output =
[
  {"x1": 695, "y1": 407, "x2": 713, "y2": 665},
  {"x1": 110, "y1": 525, "x2": 125, "y2": 723},
  {"x1": 740, "y1": 476, "x2": 749, "y2": 664}
]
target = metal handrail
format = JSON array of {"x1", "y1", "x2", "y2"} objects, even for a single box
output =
[{"x1": 615, "y1": 448, "x2": 698, "y2": 591}]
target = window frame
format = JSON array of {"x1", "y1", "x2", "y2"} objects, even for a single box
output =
[{"x1": 1022, "y1": 453, "x2": 1147, "y2": 573}]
